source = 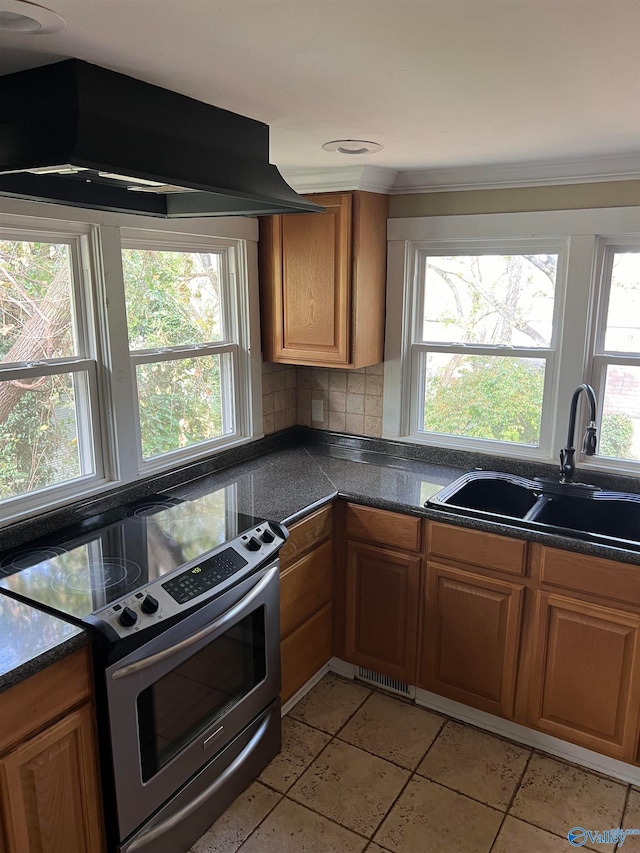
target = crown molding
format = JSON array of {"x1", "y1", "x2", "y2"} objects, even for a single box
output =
[
  {"x1": 281, "y1": 165, "x2": 398, "y2": 195},
  {"x1": 391, "y1": 153, "x2": 640, "y2": 194}
]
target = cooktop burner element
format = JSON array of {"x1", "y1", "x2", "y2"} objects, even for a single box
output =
[
  {"x1": 0, "y1": 545, "x2": 68, "y2": 574},
  {"x1": 124, "y1": 497, "x2": 184, "y2": 521},
  {"x1": 50, "y1": 558, "x2": 142, "y2": 595}
]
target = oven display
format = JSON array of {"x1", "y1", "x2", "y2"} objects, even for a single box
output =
[{"x1": 162, "y1": 548, "x2": 248, "y2": 604}]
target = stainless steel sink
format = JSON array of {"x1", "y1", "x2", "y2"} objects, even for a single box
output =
[{"x1": 427, "y1": 470, "x2": 640, "y2": 551}]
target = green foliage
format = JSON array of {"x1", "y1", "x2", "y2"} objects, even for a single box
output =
[
  {"x1": 137, "y1": 357, "x2": 223, "y2": 460},
  {"x1": 122, "y1": 249, "x2": 225, "y2": 459},
  {"x1": 424, "y1": 356, "x2": 544, "y2": 444},
  {"x1": 599, "y1": 413, "x2": 634, "y2": 459}
]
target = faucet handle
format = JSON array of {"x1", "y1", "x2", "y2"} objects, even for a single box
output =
[{"x1": 583, "y1": 425, "x2": 597, "y2": 456}]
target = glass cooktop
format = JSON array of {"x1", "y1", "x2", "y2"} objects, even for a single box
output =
[{"x1": 0, "y1": 488, "x2": 263, "y2": 621}]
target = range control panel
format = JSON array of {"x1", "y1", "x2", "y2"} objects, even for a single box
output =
[{"x1": 93, "y1": 520, "x2": 288, "y2": 640}]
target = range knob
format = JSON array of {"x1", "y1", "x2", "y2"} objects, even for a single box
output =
[
  {"x1": 118, "y1": 606, "x2": 138, "y2": 628},
  {"x1": 244, "y1": 536, "x2": 261, "y2": 551},
  {"x1": 141, "y1": 594, "x2": 159, "y2": 614},
  {"x1": 261, "y1": 528, "x2": 275, "y2": 544}
]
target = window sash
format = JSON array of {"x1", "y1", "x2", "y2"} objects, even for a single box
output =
[
  {"x1": 130, "y1": 346, "x2": 239, "y2": 468},
  {"x1": 410, "y1": 345, "x2": 556, "y2": 452},
  {"x1": 403, "y1": 240, "x2": 564, "y2": 456},
  {"x1": 119, "y1": 232, "x2": 253, "y2": 474}
]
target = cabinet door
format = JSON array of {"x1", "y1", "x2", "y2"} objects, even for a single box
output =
[
  {"x1": 261, "y1": 194, "x2": 352, "y2": 365},
  {"x1": 529, "y1": 592, "x2": 640, "y2": 760},
  {"x1": 419, "y1": 562, "x2": 524, "y2": 718},
  {"x1": 281, "y1": 604, "x2": 332, "y2": 703},
  {"x1": 344, "y1": 541, "x2": 421, "y2": 683},
  {"x1": 0, "y1": 705, "x2": 103, "y2": 853}
]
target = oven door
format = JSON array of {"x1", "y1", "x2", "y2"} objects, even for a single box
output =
[{"x1": 105, "y1": 560, "x2": 280, "y2": 843}]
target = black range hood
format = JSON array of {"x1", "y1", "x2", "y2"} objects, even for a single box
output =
[{"x1": 0, "y1": 59, "x2": 322, "y2": 218}]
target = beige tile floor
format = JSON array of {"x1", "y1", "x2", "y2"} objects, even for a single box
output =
[{"x1": 191, "y1": 674, "x2": 640, "y2": 853}]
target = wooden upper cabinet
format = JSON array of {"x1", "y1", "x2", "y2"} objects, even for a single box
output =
[
  {"x1": 528, "y1": 591, "x2": 640, "y2": 761},
  {"x1": 259, "y1": 191, "x2": 389, "y2": 368}
]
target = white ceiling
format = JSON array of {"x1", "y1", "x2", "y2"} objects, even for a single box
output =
[{"x1": 1, "y1": 0, "x2": 639, "y2": 188}]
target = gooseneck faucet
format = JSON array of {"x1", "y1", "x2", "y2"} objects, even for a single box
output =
[{"x1": 559, "y1": 383, "x2": 598, "y2": 483}]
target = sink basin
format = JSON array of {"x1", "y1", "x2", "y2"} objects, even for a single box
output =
[
  {"x1": 527, "y1": 492, "x2": 640, "y2": 542},
  {"x1": 427, "y1": 470, "x2": 640, "y2": 551},
  {"x1": 428, "y1": 471, "x2": 539, "y2": 519}
]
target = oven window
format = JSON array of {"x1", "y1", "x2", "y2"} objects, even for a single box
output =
[{"x1": 137, "y1": 608, "x2": 266, "y2": 782}]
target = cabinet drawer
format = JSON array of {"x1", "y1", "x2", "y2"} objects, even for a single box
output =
[
  {"x1": 538, "y1": 546, "x2": 640, "y2": 607},
  {"x1": 0, "y1": 649, "x2": 91, "y2": 756},
  {"x1": 428, "y1": 521, "x2": 526, "y2": 576},
  {"x1": 281, "y1": 540, "x2": 332, "y2": 639},
  {"x1": 346, "y1": 504, "x2": 422, "y2": 552},
  {"x1": 281, "y1": 604, "x2": 332, "y2": 703},
  {"x1": 280, "y1": 505, "x2": 332, "y2": 570}
]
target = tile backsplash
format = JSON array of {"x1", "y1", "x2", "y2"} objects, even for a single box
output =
[
  {"x1": 261, "y1": 362, "x2": 297, "y2": 434},
  {"x1": 262, "y1": 361, "x2": 384, "y2": 438}
]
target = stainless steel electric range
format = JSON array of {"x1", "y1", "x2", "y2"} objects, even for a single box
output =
[{"x1": 0, "y1": 489, "x2": 287, "y2": 853}]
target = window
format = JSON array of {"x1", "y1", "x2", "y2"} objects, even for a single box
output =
[
  {"x1": 0, "y1": 229, "x2": 101, "y2": 504},
  {"x1": 592, "y1": 245, "x2": 640, "y2": 462},
  {"x1": 386, "y1": 207, "x2": 640, "y2": 471},
  {"x1": 408, "y1": 241, "x2": 562, "y2": 453},
  {"x1": 121, "y1": 240, "x2": 243, "y2": 465},
  {"x1": 0, "y1": 213, "x2": 259, "y2": 524}
]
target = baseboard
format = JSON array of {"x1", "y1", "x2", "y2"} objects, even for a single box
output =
[
  {"x1": 281, "y1": 663, "x2": 330, "y2": 716},
  {"x1": 415, "y1": 687, "x2": 640, "y2": 786},
  {"x1": 321, "y1": 659, "x2": 640, "y2": 786}
]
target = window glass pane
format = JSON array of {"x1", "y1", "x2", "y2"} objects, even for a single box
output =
[
  {"x1": 422, "y1": 254, "x2": 557, "y2": 347},
  {"x1": 136, "y1": 354, "x2": 230, "y2": 459},
  {"x1": 0, "y1": 371, "x2": 88, "y2": 500},
  {"x1": 122, "y1": 249, "x2": 223, "y2": 349},
  {"x1": 599, "y1": 365, "x2": 640, "y2": 461},
  {"x1": 422, "y1": 353, "x2": 545, "y2": 444},
  {"x1": 603, "y1": 251, "x2": 640, "y2": 353},
  {"x1": 0, "y1": 240, "x2": 75, "y2": 361}
]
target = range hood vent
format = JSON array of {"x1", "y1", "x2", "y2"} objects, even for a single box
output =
[{"x1": 0, "y1": 59, "x2": 322, "y2": 218}]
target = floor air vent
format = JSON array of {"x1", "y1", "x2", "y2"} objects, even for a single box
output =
[{"x1": 356, "y1": 667, "x2": 414, "y2": 698}]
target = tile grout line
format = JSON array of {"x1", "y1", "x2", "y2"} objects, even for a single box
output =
[
  {"x1": 488, "y1": 748, "x2": 534, "y2": 853},
  {"x1": 613, "y1": 783, "x2": 632, "y2": 853},
  {"x1": 366, "y1": 715, "x2": 450, "y2": 845},
  {"x1": 230, "y1": 783, "x2": 284, "y2": 853}
]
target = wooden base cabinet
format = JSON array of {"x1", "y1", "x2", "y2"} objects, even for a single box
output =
[
  {"x1": 418, "y1": 562, "x2": 524, "y2": 718},
  {"x1": 528, "y1": 591, "x2": 640, "y2": 761},
  {"x1": 0, "y1": 706, "x2": 103, "y2": 853},
  {"x1": 344, "y1": 541, "x2": 420, "y2": 683},
  {"x1": 0, "y1": 649, "x2": 104, "y2": 853},
  {"x1": 279, "y1": 506, "x2": 333, "y2": 703}
]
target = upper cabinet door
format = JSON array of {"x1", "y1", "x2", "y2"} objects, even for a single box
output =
[
  {"x1": 282, "y1": 194, "x2": 352, "y2": 364},
  {"x1": 259, "y1": 191, "x2": 388, "y2": 368}
]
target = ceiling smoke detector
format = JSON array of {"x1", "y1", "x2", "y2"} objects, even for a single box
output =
[
  {"x1": 0, "y1": 0, "x2": 66, "y2": 34},
  {"x1": 322, "y1": 139, "x2": 383, "y2": 155}
]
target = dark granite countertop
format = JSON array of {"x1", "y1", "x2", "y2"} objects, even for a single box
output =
[
  {"x1": 3, "y1": 429, "x2": 640, "y2": 690},
  {"x1": 0, "y1": 595, "x2": 87, "y2": 693}
]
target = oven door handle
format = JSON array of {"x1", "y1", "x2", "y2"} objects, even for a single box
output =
[
  {"x1": 112, "y1": 564, "x2": 278, "y2": 681},
  {"x1": 125, "y1": 708, "x2": 273, "y2": 852}
]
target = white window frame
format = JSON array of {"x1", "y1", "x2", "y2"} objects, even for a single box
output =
[
  {"x1": 587, "y1": 237, "x2": 640, "y2": 470},
  {"x1": 117, "y1": 230, "x2": 255, "y2": 476},
  {"x1": 405, "y1": 238, "x2": 566, "y2": 459},
  {"x1": 0, "y1": 221, "x2": 106, "y2": 522},
  {"x1": 384, "y1": 206, "x2": 640, "y2": 472},
  {"x1": 0, "y1": 200, "x2": 262, "y2": 527}
]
